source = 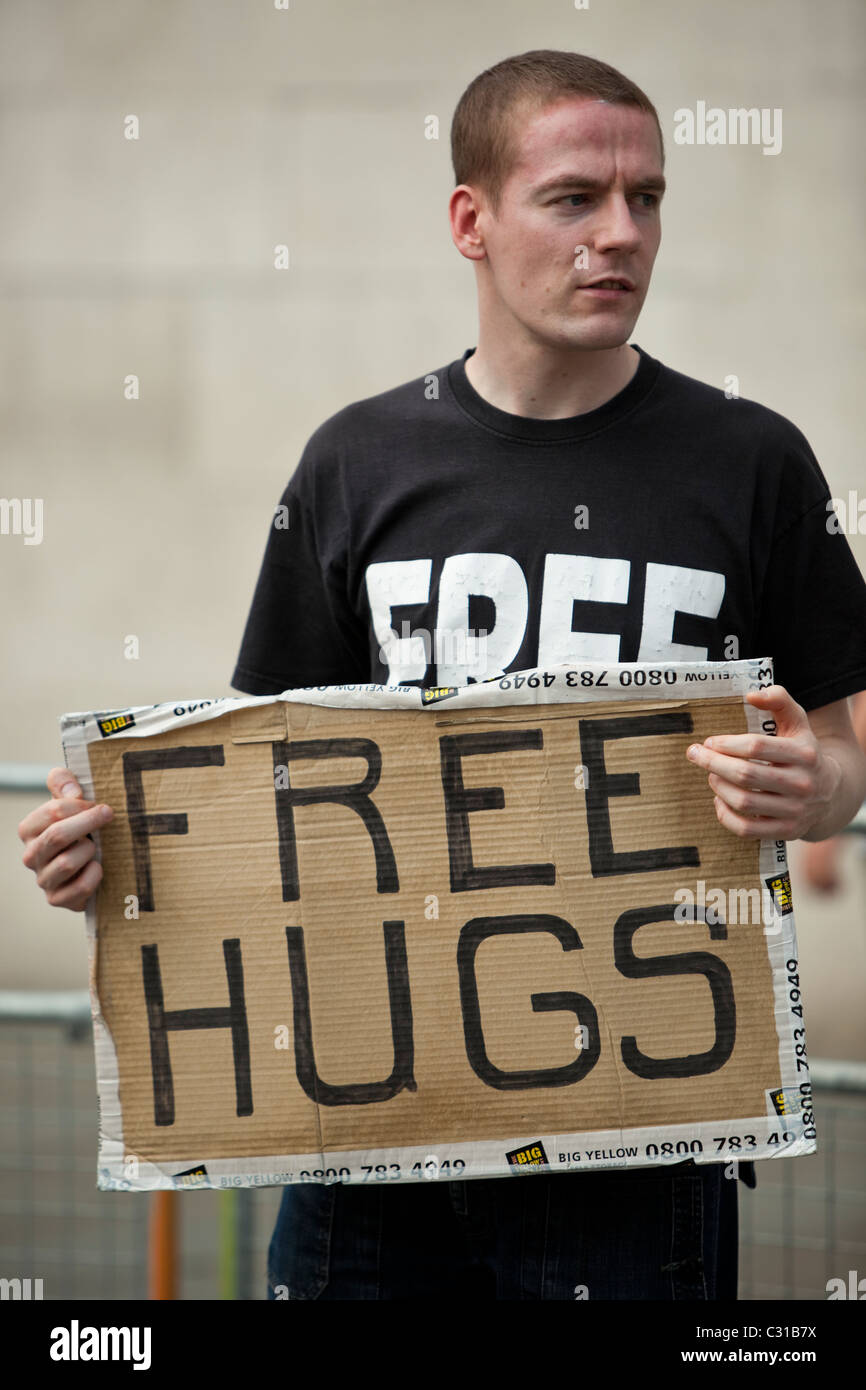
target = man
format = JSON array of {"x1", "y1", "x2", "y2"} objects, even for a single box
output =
[{"x1": 20, "y1": 50, "x2": 866, "y2": 1300}]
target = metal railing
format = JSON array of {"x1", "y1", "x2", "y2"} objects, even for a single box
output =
[
  {"x1": 0, "y1": 992, "x2": 864, "y2": 1300},
  {"x1": 0, "y1": 995, "x2": 275, "y2": 1300}
]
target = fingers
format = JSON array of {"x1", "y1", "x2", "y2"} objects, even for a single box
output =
[
  {"x1": 18, "y1": 769, "x2": 112, "y2": 915},
  {"x1": 689, "y1": 744, "x2": 815, "y2": 796},
  {"x1": 20, "y1": 800, "x2": 113, "y2": 873},
  {"x1": 698, "y1": 734, "x2": 818, "y2": 768},
  {"x1": 712, "y1": 795, "x2": 794, "y2": 840},
  {"x1": 35, "y1": 832, "x2": 101, "y2": 895},
  {"x1": 46, "y1": 766, "x2": 84, "y2": 800},
  {"x1": 18, "y1": 795, "x2": 103, "y2": 847},
  {"x1": 18, "y1": 767, "x2": 98, "y2": 844},
  {"x1": 42, "y1": 858, "x2": 104, "y2": 912},
  {"x1": 707, "y1": 773, "x2": 803, "y2": 821}
]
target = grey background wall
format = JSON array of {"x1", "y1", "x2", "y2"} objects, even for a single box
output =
[{"x1": 2, "y1": 1, "x2": 864, "y2": 1059}]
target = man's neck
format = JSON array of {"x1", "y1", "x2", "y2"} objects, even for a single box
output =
[{"x1": 463, "y1": 340, "x2": 640, "y2": 420}]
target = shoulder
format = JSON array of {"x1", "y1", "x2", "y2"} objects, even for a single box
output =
[
  {"x1": 303, "y1": 364, "x2": 443, "y2": 456},
  {"x1": 653, "y1": 356, "x2": 831, "y2": 504},
  {"x1": 281, "y1": 363, "x2": 446, "y2": 507},
  {"x1": 656, "y1": 357, "x2": 808, "y2": 443}
]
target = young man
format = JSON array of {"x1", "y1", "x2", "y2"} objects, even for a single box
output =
[{"x1": 20, "y1": 51, "x2": 866, "y2": 1300}]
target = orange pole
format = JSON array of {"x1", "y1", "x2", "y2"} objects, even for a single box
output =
[{"x1": 148, "y1": 1190, "x2": 178, "y2": 1299}]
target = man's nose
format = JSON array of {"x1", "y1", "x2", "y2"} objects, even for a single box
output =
[{"x1": 592, "y1": 196, "x2": 643, "y2": 253}]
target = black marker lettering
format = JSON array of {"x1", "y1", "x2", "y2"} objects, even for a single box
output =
[
  {"x1": 579, "y1": 713, "x2": 700, "y2": 876},
  {"x1": 440, "y1": 730, "x2": 555, "y2": 892},
  {"x1": 285, "y1": 921, "x2": 416, "y2": 1105},
  {"x1": 141, "y1": 937, "x2": 252, "y2": 1126},
  {"x1": 457, "y1": 914, "x2": 600, "y2": 1089},
  {"x1": 613, "y1": 903, "x2": 736, "y2": 1077},
  {"x1": 123, "y1": 746, "x2": 225, "y2": 912},
  {"x1": 272, "y1": 738, "x2": 398, "y2": 901}
]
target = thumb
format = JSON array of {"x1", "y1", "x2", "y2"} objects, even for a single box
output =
[
  {"x1": 745, "y1": 683, "x2": 808, "y2": 739},
  {"x1": 46, "y1": 766, "x2": 83, "y2": 801}
]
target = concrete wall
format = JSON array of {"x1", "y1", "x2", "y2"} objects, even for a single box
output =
[{"x1": 2, "y1": 0, "x2": 864, "y2": 1059}]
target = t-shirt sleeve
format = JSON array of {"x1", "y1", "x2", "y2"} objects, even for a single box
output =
[
  {"x1": 753, "y1": 423, "x2": 866, "y2": 712},
  {"x1": 230, "y1": 446, "x2": 370, "y2": 696}
]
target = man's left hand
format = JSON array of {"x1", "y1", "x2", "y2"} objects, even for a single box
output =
[{"x1": 685, "y1": 684, "x2": 841, "y2": 840}]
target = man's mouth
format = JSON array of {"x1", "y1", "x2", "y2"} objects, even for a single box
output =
[{"x1": 578, "y1": 277, "x2": 635, "y2": 295}]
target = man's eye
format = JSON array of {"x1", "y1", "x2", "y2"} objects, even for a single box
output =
[{"x1": 555, "y1": 193, "x2": 659, "y2": 209}]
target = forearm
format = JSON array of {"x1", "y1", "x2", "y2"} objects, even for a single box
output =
[{"x1": 799, "y1": 737, "x2": 866, "y2": 842}]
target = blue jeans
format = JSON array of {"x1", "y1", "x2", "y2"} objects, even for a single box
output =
[{"x1": 266, "y1": 1160, "x2": 739, "y2": 1300}]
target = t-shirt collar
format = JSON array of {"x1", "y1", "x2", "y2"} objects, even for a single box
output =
[{"x1": 446, "y1": 342, "x2": 661, "y2": 443}]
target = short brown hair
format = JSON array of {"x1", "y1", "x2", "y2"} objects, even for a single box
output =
[{"x1": 451, "y1": 50, "x2": 664, "y2": 215}]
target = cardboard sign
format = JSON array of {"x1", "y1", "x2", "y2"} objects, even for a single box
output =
[{"x1": 59, "y1": 659, "x2": 816, "y2": 1192}]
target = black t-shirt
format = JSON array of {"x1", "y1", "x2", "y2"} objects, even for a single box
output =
[
  {"x1": 231, "y1": 343, "x2": 866, "y2": 713},
  {"x1": 231, "y1": 343, "x2": 866, "y2": 1194}
]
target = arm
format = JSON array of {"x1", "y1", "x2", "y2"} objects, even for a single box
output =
[
  {"x1": 798, "y1": 689, "x2": 866, "y2": 890},
  {"x1": 684, "y1": 684, "x2": 866, "y2": 843},
  {"x1": 799, "y1": 693, "x2": 866, "y2": 841},
  {"x1": 852, "y1": 688, "x2": 866, "y2": 749}
]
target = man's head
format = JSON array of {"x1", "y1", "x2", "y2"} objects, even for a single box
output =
[{"x1": 449, "y1": 51, "x2": 665, "y2": 353}]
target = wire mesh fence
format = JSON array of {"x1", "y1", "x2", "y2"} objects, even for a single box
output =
[
  {"x1": 739, "y1": 1078, "x2": 866, "y2": 1299},
  {"x1": 0, "y1": 1003, "x2": 282, "y2": 1300},
  {"x1": 1, "y1": 995, "x2": 864, "y2": 1300}
]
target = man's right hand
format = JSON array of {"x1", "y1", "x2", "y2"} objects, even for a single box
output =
[{"x1": 18, "y1": 768, "x2": 114, "y2": 912}]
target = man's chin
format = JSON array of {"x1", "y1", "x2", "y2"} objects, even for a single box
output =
[{"x1": 547, "y1": 324, "x2": 636, "y2": 353}]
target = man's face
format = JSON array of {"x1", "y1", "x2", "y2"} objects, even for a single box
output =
[{"x1": 472, "y1": 97, "x2": 664, "y2": 351}]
